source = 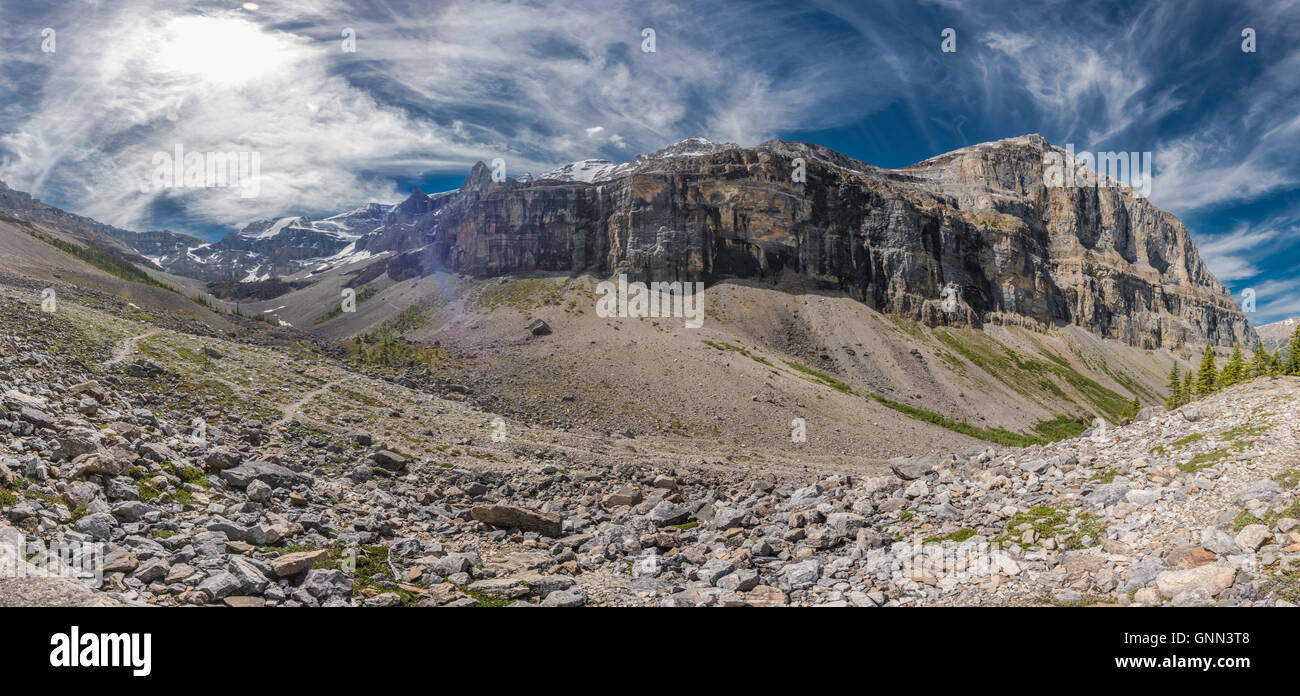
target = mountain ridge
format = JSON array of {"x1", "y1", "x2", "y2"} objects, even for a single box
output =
[{"x1": 2, "y1": 134, "x2": 1256, "y2": 351}]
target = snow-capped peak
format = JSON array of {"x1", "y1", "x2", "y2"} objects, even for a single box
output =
[
  {"x1": 539, "y1": 159, "x2": 619, "y2": 183},
  {"x1": 539, "y1": 137, "x2": 741, "y2": 184}
]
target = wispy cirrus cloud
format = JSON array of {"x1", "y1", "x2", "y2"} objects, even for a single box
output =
[{"x1": 0, "y1": 0, "x2": 886, "y2": 234}]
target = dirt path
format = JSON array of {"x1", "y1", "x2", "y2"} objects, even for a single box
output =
[
  {"x1": 271, "y1": 378, "x2": 348, "y2": 429},
  {"x1": 103, "y1": 330, "x2": 158, "y2": 368}
]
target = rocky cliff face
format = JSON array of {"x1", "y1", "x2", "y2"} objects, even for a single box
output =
[{"x1": 355, "y1": 135, "x2": 1252, "y2": 350}]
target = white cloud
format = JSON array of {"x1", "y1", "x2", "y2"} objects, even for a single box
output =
[{"x1": 0, "y1": 0, "x2": 871, "y2": 233}]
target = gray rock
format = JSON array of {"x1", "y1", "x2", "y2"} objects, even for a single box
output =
[
  {"x1": 783, "y1": 560, "x2": 820, "y2": 589},
  {"x1": 529, "y1": 576, "x2": 575, "y2": 598},
  {"x1": 888, "y1": 453, "x2": 947, "y2": 480},
  {"x1": 1155, "y1": 564, "x2": 1236, "y2": 598},
  {"x1": 1200, "y1": 526, "x2": 1241, "y2": 556},
  {"x1": 227, "y1": 556, "x2": 270, "y2": 594},
  {"x1": 540, "y1": 589, "x2": 586, "y2": 607},
  {"x1": 73, "y1": 513, "x2": 117, "y2": 541},
  {"x1": 470, "y1": 504, "x2": 563, "y2": 537},
  {"x1": 646, "y1": 500, "x2": 690, "y2": 527},
  {"x1": 364, "y1": 593, "x2": 403, "y2": 607},
  {"x1": 370, "y1": 450, "x2": 408, "y2": 471},
  {"x1": 467, "y1": 578, "x2": 529, "y2": 600},
  {"x1": 246, "y1": 479, "x2": 272, "y2": 503},
  {"x1": 716, "y1": 568, "x2": 760, "y2": 592},
  {"x1": 699, "y1": 557, "x2": 735, "y2": 585},
  {"x1": 300, "y1": 569, "x2": 351, "y2": 599},
  {"x1": 132, "y1": 558, "x2": 170, "y2": 583},
  {"x1": 1235, "y1": 524, "x2": 1271, "y2": 551},
  {"x1": 218, "y1": 461, "x2": 310, "y2": 490},
  {"x1": 197, "y1": 572, "x2": 242, "y2": 602},
  {"x1": 1083, "y1": 482, "x2": 1130, "y2": 508}
]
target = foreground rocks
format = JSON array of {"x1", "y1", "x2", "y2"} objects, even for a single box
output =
[{"x1": 2, "y1": 296, "x2": 1298, "y2": 607}]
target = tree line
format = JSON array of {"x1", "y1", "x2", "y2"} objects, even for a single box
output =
[{"x1": 1164, "y1": 324, "x2": 1300, "y2": 409}]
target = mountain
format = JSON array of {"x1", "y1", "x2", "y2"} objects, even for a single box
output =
[
  {"x1": 0, "y1": 180, "x2": 157, "y2": 268},
  {"x1": 344, "y1": 134, "x2": 1252, "y2": 350},
  {"x1": 1257, "y1": 316, "x2": 1299, "y2": 352},
  {"x1": 0, "y1": 136, "x2": 1260, "y2": 453},
  {"x1": 129, "y1": 204, "x2": 394, "y2": 283},
  {"x1": 94, "y1": 134, "x2": 1251, "y2": 350}
]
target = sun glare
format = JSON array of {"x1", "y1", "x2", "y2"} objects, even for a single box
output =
[{"x1": 153, "y1": 17, "x2": 294, "y2": 87}]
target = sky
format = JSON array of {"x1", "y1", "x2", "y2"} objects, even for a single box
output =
[{"x1": 0, "y1": 0, "x2": 1297, "y2": 324}]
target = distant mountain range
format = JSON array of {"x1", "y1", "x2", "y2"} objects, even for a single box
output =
[{"x1": 1256, "y1": 316, "x2": 1299, "y2": 351}]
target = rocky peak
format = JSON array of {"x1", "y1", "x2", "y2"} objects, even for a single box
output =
[{"x1": 388, "y1": 135, "x2": 1251, "y2": 349}]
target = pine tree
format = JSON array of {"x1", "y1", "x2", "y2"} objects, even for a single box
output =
[
  {"x1": 1270, "y1": 350, "x2": 1285, "y2": 376},
  {"x1": 1288, "y1": 325, "x2": 1300, "y2": 375},
  {"x1": 1220, "y1": 341, "x2": 1246, "y2": 387},
  {"x1": 1196, "y1": 344, "x2": 1218, "y2": 397},
  {"x1": 1181, "y1": 372, "x2": 1194, "y2": 404},
  {"x1": 1127, "y1": 396, "x2": 1141, "y2": 419},
  {"x1": 1250, "y1": 349, "x2": 1270, "y2": 378},
  {"x1": 1164, "y1": 362, "x2": 1181, "y2": 409}
]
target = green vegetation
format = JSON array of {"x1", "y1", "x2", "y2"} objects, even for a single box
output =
[
  {"x1": 1177, "y1": 443, "x2": 1250, "y2": 474},
  {"x1": 1150, "y1": 432, "x2": 1204, "y2": 457},
  {"x1": 1234, "y1": 499, "x2": 1300, "y2": 531},
  {"x1": 923, "y1": 528, "x2": 977, "y2": 545},
  {"x1": 996, "y1": 505, "x2": 1102, "y2": 550},
  {"x1": 702, "y1": 339, "x2": 774, "y2": 366},
  {"x1": 474, "y1": 277, "x2": 564, "y2": 313},
  {"x1": 1195, "y1": 345, "x2": 1219, "y2": 397},
  {"x1": 934, "y1": 329, "x2": 1133, "y2": 423},
  {"x1": 345, "y1": 301, "x2": 457, "y2": 374},
  {"x1": 1276, "y1": 469, "x2": 1300, "y2": 489},
  {"x1": 772, "y1": 353, "x2": 1088, "y2": 447},
  {"x1": 32, "y1": 231, "x2": 175, "y2": 290},
  {"x1": 783, "y1": 360, "x2": 854, "y2": 394}
]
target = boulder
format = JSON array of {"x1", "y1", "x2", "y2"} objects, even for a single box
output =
[{"x1": 470, "y1": 504, "x2": 563, "y2": 537}]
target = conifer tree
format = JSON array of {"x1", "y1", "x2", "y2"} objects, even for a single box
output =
[
  {"x1": 1164, "y1": 362, "x2": 1181, "y2": 409},
  {"x1": 1196, "y1": 344, "x2": 1218, "y2": 397},
  {"x1": 1250, "y1": 349, "x2": 1270, "y2": 378},
  {"x1": 1220, "y1": 342, "x2": 1246, "y2": 387},
  {"x1": 1181, "y1": 372, "x2": 1194, "y2": 404},
  {"x1": 1288, "y1": 325, "x2": 1300, "y2": 375}
]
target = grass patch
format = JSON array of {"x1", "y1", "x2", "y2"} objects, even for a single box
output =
[
  {"x1": 783, "y1": 360, "x2": 854, "y2": 394},
  {"x1": 1089, "y1": 470, "x2": 1118, "y2": 483},
  {"x1": 1177, "y1": 442, "x2": 1251, "y2": 474},
  {"x1": 934, "y1": 329, "x2": 1133, "y2": 422},
  {"x1": 1275, "y1": 469, "x2": 1300, "y2": 489},
  {"x1": 31, "y1": 230, "x2": 175, "y2": 291},
  {"x1": 474, "y1": 277, "x2": 564, "y2": 313},
  {"x1": 996, "y1": 505, "x2": 1102, "y2": 550},
  {"x1": 1150, "y1": 433, "x2": 1203, "y2": 457},
  {"x1": 702, "y1": 339, "x2": 774, "y2": 367}
]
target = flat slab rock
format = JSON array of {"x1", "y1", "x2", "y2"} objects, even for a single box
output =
[
  {"x1": 0, "y1": 578, "x2": 126, "y2": 607},
  {"x1": 470, "y1": 504, "x2": 562, "y2": 537},
  {"x1": 218, "y1": 461, "x2": 311, "y2": 490}
]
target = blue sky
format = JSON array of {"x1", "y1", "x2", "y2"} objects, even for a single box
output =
[{"x1": 0, "y1": 0, "x2": 1297, "y2": 323}]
